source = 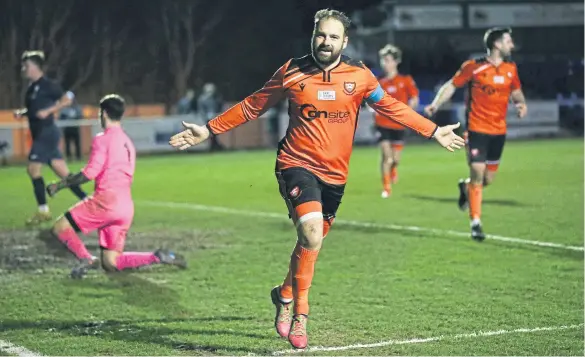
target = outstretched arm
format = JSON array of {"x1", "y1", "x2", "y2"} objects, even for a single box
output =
[
  {"x1": 46, "y1": 172, "x2": 90, "y2": 197},
  {"x1": 424, "y1": 61, "x2": 474, "y2": 117},
  {"x1": 170, "y1": 62, "x2": 289, "y2": 151},
  {"x1": 424, "y1": 81, "x2": 457, "y2": 116},
  {"x1": 46, "y1": 135, "x2": 106, "y2": 197}
]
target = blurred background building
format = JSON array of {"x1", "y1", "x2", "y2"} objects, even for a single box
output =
[{"x1": 0, "y1": 0, "x2": 582, "y2": 161}]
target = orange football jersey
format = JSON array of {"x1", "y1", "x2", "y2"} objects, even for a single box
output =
[
  {"x1": 375, "y1": 74, "x2": 419, "y2": 130},
  {"x1": 451, "y1": 57, "x2": 521, "y2": 135},
  {"x1": 208, "y1": 55, "x2": 437, "y2": 185}
]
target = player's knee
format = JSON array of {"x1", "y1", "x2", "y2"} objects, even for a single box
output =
[
  {"x1": 483, "y1": 174, "x2": 496, "y2": 186},
  {"x1": 27, "y1": 164, "x2": 41, "y2": 178},
  {"x1": 52, "y1": 216, "x2": 71, "y2": 234},
  {"x1": 382, "y1": 153, "x2": 393, "y2": 166},
  {"x1": 470, "y1": 164, "x2": 486, "y2": 184},
  {"x1": 297, "y1": 218, "x2": 324, "y2": 250}
]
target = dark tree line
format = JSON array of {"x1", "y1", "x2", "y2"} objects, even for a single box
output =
[
  {"x1": 0, "y1": 0, "x2": 383, "y2": 109},
  {"x1": 0, "y1": 0, "x2": 255, "y2": 108}
]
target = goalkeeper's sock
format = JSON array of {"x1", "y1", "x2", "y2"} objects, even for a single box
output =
[
  {"x1": 116, "y1": 252, "x2": 160, "y2": 271},
  {"x1": 55, "y1": 227, "x2": 93, "y2": 260}
]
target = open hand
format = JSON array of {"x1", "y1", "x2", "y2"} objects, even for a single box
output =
[
  {"x1": 169, "y1": 121, "x2": 211, "y2": 150},
  {"x1": 46, "y1": 183, "x2": 60, "y2": 197},
  {"x1": 433, "y1": 122, "x2": 465, "y2": 152}
]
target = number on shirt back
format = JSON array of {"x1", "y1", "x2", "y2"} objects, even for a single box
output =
[{"x1": 124, "y1": 143, "x2": 131, "y2": 162}]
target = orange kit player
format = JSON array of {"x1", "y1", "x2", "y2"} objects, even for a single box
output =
[
  {"x1": 425, "y1": 27, "x2": 527, "y2": 241},
  {"x1": 375, "y1": 44, "x2": 420, "y2": 198},
  {"x1": 170, "y1": 9, "x2": 464, "y2": 350}
]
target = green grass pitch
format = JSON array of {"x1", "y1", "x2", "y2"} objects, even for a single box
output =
[{"x1": 0, "y1": 139, "x2": 583, "y2": 355}]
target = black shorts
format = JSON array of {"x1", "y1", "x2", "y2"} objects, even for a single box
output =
[
  {"x1": 28, "y1": 127, "x2": 62, "y2": 164},
  {"x1": 376, "y1": 127, "x2": 406, "y2": 144},
  {"x1": 466, "y1": 131, "x2": 506, "y2": 165},
  {"x1": 276, "y1": 167, "x2": 345, "y2": 223}
]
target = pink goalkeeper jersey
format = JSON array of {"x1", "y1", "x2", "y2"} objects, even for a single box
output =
[{"x1": 81, "y1": 126, "x2": 136, "y2": 196}]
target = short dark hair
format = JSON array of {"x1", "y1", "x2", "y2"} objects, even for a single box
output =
[
  {"x1": 379, "y1": 44, "x2": 402, "y2": 62},
  {"x1": 99, "y1": 94, "x2": 125, "y2": 120},
  {"x1": 483, "y1": 27, "x2": 512, "y2": 50},
  {"x1": 314, "y1": 9, "x2": 351, "y2": 36},
  {"x1": 21, "y1": 50, "x2": 45, "y2": 68}
]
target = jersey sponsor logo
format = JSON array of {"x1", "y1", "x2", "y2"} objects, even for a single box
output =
[
  {"x1": 343, "y1": 81, "x2": 356, "y2": 95},
  {"x1": 317, "y1": 90, "x2": 336, "y2": 101},
  {"x1": 299, "y1": 103, "x2": 350, "y2": 123},
  {"x1": 386, "y1": 86, "x2": 397, "y2": 93},
  {"x1": 493, "y1": 75, "x2": 505, "y2": 84},
  {"x1": 475, "y1": 83, "x2": 497, "y2": 95}
]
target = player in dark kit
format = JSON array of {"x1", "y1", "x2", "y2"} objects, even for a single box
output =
[
  {"x1": 14, "y1": 51, "x2": 87, "y2": 226},
  {"x1": 170, "y1": 9, "x2": 465, "y2": 350}
]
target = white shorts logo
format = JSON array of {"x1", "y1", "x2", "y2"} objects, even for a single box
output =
[{"x1": 318, "y1": 90, "x2": 336, "y2": 101}]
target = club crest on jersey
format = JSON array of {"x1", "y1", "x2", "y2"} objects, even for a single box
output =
[
  {"x1": 289, "y1": 186, "x2": 301, "y2": 199},
  {"x1": 343, "y1": 81, "x2": 356, "y2": 95}
]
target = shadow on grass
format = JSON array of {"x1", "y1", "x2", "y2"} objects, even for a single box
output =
[
  {"x1": 0, "y1": 315, "x2": 272, "y2": 355},
  {"x1": 406, "y1": 194, "x2": 528, "y2": 207},
  {"x1": 0, "y1": 273, "x2": 274, "y2": 354}
]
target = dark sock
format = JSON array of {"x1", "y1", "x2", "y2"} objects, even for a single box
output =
[
  {"x1": 31, "y1": 177, "x2": 47, "y2": 206},
  {"x1": 70, "y1": 185, "x2": 87, "y2": 200}
]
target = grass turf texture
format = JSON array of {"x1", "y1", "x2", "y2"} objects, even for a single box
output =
[{"x1": 0, "y1": 139, "x2": 583, "y2": 355}]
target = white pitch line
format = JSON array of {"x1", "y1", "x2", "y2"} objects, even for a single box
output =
[
  {"x1": 272, "y1": 323, "x2": 584, "y2": 355},
  {"x1": 0, "y1": 340, "x2": 43, "y2": 357},
  {"x1": 140, "y1": 201, "x2": 584, "y2": 252}
]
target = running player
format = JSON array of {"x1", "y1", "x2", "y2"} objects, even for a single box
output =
[
  {"x1": 375, "y1": 44, "x2": 420, "y2": 198},
  {"x1": 170, "y1": 9, "x2": 464, "y2": 349},
  {"x1": 424, "y1": 27, "x2": 527, "y2": 241},
  {"x1": 45, "y1": 94, "x2": 186, "y2": 278},
  {"x1": 14, "y1": 51, "x2": 87, "y2": 226}
]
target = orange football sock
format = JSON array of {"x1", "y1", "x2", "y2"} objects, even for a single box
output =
[
  {"x1": 390, "y1": 165, "x2": 398, "y2": 180},
  {"x1": 383, "y1": 173, "x2": 391, "y2": 192},
  {"x1": 323, "y1": 217, "x2": 334, "y2": 238},
  {"x1": 290, "y1": 243, "x2": 320, "y2": 315},
  {"x1": 280, "y1": 265, "x2": 294, "y2": 301},
  {"x1": 468, "y1": 183, "x2": 483, "y2": 220}
]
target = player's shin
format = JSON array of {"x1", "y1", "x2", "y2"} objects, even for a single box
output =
[
  {"x1": 291, "y1": 203, "x2": 323, "y2": 316},
  {"x1": 31, "y1": 176, "x2": 48, "y2": 211},
  {"x1": 115, "y1": 252, "x2": 160, "y2": 271},
  {"x1": 281, "y1": 216, "x2": 332, "y2": 300},
  {"x1": 468, "y1": 183, "x2": 482, "y2": 223},
  {"x1": 53, "y1": 219, "x2": 92, "y2": 260}
]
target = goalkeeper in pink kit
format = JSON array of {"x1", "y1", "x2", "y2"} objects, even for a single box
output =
[{"x1": 46, "y1": 94, "x2": 186, "y2": 278}]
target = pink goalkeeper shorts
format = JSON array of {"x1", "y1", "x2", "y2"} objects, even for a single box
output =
[{"x1": 68, "y1": 191, "x2": 134, "y2": 252}]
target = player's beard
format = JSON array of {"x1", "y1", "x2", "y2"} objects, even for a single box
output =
[{"x1": 312, "y1": 44, "x2": 342, "y2": 67}]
